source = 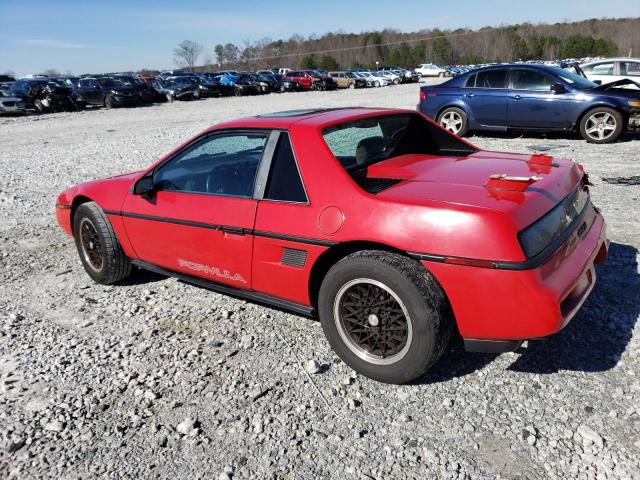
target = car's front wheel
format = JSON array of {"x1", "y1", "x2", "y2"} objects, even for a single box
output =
[
  {"x1": 73, "y1": 202, "x2": 131, "y2": 284},
  {"x1": 318, "y1": 251, "x2": 452, "y2": 384},
  {"x1": 579, "y1": 107, "x2": 623, "y2": 144},
  {"x1": 437, "y1": 107, "x2": 468, "y2": 136}
]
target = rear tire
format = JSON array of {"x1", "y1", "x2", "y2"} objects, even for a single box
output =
[
  {"x1": 579, "y1": 107, "x2": 623, "y2": 144},
  {"x1": 318, "y1": 251, "x2": 453, "y2": 384},
  {"x1": 73, "y1": 202, "x2": 131, "y2": 285},
  {"x1": 437, "y1": 107, "x2": 468, "y2": 136}
]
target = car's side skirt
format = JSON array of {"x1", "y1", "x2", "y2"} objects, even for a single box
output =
[{"x1": 130, "y1": 259, "x2": 317, "y2": 318}]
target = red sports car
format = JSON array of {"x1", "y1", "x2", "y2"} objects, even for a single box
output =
[{"x1": 56, "y1": 108, "x2": 608, "y2": 383}]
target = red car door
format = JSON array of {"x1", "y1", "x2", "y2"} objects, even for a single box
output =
[
  {"x1": 121, "y1": 130, "x2": 272, "y2": 289},
  {"x1": 287, "y1": 71, "x2": 312, "y2": 90}
]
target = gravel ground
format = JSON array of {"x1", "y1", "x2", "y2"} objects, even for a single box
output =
[{"x1": 1, "y1": 80, "x2": 639, "y2": 479}]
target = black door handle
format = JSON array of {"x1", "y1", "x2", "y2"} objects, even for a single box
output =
[{"x1": 221, "y1": 226, "x2": 245, "y2": 235}]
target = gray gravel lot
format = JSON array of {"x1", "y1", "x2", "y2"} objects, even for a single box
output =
[{"x1": 1, "y1": 80, "x2": 639, "y2": 479}]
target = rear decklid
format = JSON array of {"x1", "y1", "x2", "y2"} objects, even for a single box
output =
[{"x1": 368, "y1": 151, "x2": 583, "y2": 230}]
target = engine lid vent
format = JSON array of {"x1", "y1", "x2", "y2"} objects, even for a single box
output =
[{"x1": 355, "y1": 177, "x2": 403, "y2": 194}]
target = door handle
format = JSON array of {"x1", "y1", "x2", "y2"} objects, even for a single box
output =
[
  {"x1": 512, "y1": 95, "x2": 522, "y2": 100},
  {"x1": 465, "y1": 93, "x2": 475, "y2": 98}
]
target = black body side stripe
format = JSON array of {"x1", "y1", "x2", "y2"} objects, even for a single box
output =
[
  {"x1": 103, "y1": 210, "x2": 337, "y2": 247},
  {"x1": 104, "y1": 205, "x2": 597, "y2": 272}
]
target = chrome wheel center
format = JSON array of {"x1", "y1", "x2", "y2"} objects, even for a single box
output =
[{"x1": 368, "y1": 314, "x2": 380, "y2": 327}]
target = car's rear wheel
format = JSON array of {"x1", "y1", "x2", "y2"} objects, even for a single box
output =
[
  {"x1": 579, "y1": 107, "x2": 623, "y2": 144},
  {"x1": 318, "y1": 251, "x2": 452, "y2": 384},
  {"x1": 437, "y1": 107, "x2": 468, "y2": 136},
  {"x1": 73, "y1": 202, "x2": 131, "y2": 284}
]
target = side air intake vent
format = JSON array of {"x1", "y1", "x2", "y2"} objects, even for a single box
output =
[
  {"x1": 281, "y1": 247, "x2": 308, "y2": 268},
  {"x1": 355, "y1": 177, "x2": 403, "y2": 194}
]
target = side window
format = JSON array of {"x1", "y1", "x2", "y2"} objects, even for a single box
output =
[
  {"x1": 583, "y1": 62, "x2": 614, "y2": 76},
  {"x1": 465, "y1": 73, "x2": 477, "y2": 88},
  {"x1": 511, "y1": 69, "x2": 552, "y2": 91},
  {"x1": 154, "y1": 133, "x2": 268, "y2": 197},
  {"x1": 620, "y1": 62, "x2": 640, "y2": 76},
  {"x1": 474, "y1": 70, "x2": 507, "y2": 88},
  {"x1": 264, "y1": 133, "x2": 307, "y2": 203},
  {"x1": 79, "y1": 79, "x2": 89, "y2": 88}
]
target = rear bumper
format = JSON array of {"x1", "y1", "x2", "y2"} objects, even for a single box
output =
[{"x1": 424, "y1": 210, "x2": 608, "y2": 344}]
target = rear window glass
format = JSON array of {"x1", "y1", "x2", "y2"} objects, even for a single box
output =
[{"x1": 322, "y1": 114, "x2": 477, "y2": 172}]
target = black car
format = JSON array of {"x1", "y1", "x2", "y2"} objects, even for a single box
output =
[
  {"x1": 151, "y1": 78, "x2": 199, "y2": 102},
  {"x1": 73, "y1": 77, "x2": 141, "y2": 108},
  {"x1": 174, "y1": 76, "x2": 234, "y2": 98},
  {"x1": 10, "y1": 78, "x2": 75, "y2": 112},
  {"x1": 113, "y1": 75, "x2": 160, "y2": 103},
  {"x1": 273, "y1": 74, "x2": 301, "y2": 92}
]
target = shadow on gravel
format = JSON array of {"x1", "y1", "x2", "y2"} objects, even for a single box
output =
[
  {"x1": 120, "y1": 268, "x2": 167, "y2": 286},
  {"x1": 508, "y1": 242, "x2": 639, "y2": 374},
  {"x1": 414, "y1": 242, "x2": 639, "y2": 384}
]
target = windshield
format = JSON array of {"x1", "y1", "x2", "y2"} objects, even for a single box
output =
[
  {"x1": 116, "y1": 76, "x2": 140, "y2": 85},
  {"x1": 322, "y1": 113, "x2": 476, "y2": 174},
  {"x1": 97, "y1": 78, "x2": 118, "y2": 88},
  {"x1": 547, "y1": 66, "x2": 597, "y2": 89}
]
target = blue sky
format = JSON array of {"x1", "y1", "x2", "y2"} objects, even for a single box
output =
[{"x1": 1, "y1": 0, "x2": 638, "y2": 75}]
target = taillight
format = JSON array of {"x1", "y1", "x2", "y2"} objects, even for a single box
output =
[{"x1": 419, "y1": 90, "x2": 426, "y2": 101}]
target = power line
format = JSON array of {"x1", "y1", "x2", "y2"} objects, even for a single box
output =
[{"x1": 218, "y1": 28, "x2": 497, "y2": 64}]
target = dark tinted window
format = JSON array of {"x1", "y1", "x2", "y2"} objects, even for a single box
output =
[
  {"x1": 264, "y1": 133, "x2": 307, "y2": 202},
  {"x1": 474, "y1": 69, "x2": 507, "y2": 88},
  {"x1": 154, "y1": 133, "x2": 268, "y2": 197},
  {"x1": 511, "y1": 69, "x2": 552, "y2": 91},
  {"x1": 465, "y1": 73, "x2": 476, "y2": 87}
]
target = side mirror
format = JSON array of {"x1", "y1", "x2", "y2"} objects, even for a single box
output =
[
  {"x1": 133, "y1": 176, "x2": 156, "y2": 195},
  {"x1": 594, "y1": 80, "x2": 602, "y2": 85},
  {"x1": 551, "y1": 83, "x2": 568, "y2": 94}
]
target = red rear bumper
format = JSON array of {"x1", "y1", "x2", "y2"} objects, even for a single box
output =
[{"x1": 425, "y1": 210, "x2": 608, "y2": 344}]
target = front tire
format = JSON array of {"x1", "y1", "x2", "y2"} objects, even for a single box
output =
[
  {"x1": 318, "y1": 251, "x2": 452, "y2": 384},
  {"x1": 104, "y1": 95, "x2": 113, "y2": 109},
  {"x1": 73, "y1": 202, "x2": 131, "y2": 284},
  {"x1": 579, "y1": 107, "x2": 623, "y2": 144},
  {"x1": 437, "y1": 107, "x2": 468, "y2": 136}
]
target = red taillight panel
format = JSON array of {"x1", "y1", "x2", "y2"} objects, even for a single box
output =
[{"x1": 419, "y1": 90, "x2": 426, "y2": 101}]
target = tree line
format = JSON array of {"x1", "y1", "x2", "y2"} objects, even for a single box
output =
[{"x1": 172, "y1": 17, "x2": 638, "y2": 72}]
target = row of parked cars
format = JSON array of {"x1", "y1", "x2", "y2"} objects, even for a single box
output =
[{"x1": 0, "y1": 65, "x2": 421, "y2": 115}]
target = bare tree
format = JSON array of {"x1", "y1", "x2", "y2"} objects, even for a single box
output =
[{"x1": 174, "y1": 40, "x2": 203, "y2": 72}]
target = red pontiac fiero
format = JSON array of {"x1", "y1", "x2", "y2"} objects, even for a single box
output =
[{"x1": 56, "y1": 108, "x2": 608, "y2": 383}]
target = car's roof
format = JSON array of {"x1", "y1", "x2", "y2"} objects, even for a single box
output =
[
  {"x1": 581, "y1": 57, "x2": 640, "y2": 64},
  {"x1": 211, "y1": 107, "x2": 413, "y2": 130}
]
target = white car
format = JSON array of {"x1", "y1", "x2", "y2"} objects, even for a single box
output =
[
  {"x1": 580, "y1": 58, "x2": 640, "y2": 89},
  {"x1": 356, "y1": 72, "x2": 389, "y2": 87},
  {"x1": 372, "y1": 71, "x2": 399, "y2": 85},
  {"x1": 415, "y1": 63, "x2": 447, "y2": 77}
]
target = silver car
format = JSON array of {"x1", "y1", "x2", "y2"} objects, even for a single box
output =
[{"x1": 0, "y1": 89, "x2": 26, "y2": 115}]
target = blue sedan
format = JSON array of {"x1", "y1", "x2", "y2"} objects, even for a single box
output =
[{"x1": 418, "y1": 64, "x2": 640, "y2": 143}]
